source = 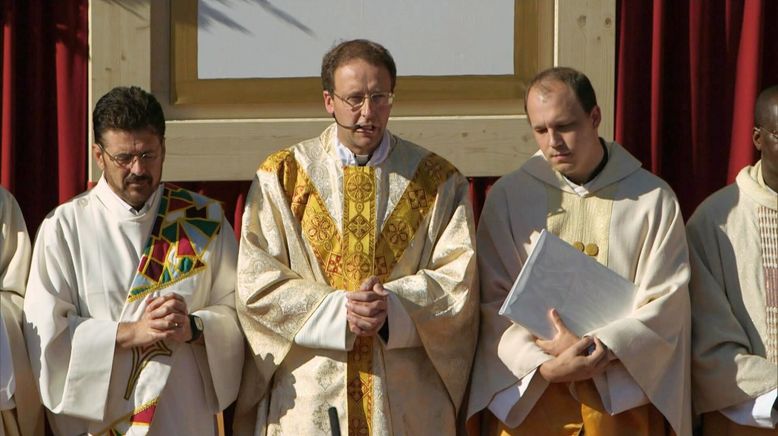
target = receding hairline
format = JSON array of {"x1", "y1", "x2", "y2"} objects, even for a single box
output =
[
  {"x1": 524, "y1": 78, "x2": 587, "y2": 124},
  {"x1": 523, "y1": 67, "x2": 597, "y2": 123},
  {"x1": 527, "y1": 79, "x2": 572, "y2": 100}
]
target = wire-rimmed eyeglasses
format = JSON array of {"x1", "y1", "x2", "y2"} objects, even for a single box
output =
[
  {"x1": 98, "y1": 143, "x2": 160, "y2": 168},
  {"x1": 332, "y1": 92, "x2": 395, "y2": 110}
]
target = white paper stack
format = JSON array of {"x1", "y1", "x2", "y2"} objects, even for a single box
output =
[{"x1": 498, "y1": 230, "x2": 636, "y2": 340}]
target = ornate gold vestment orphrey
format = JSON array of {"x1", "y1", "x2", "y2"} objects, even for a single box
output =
[{"x1": 264, "y1": 149, "x2": 455, "y2": 434}]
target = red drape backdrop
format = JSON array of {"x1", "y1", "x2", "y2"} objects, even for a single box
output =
[
  {"x1": 616, "y1": 0, "x2": 778, "y2": 218},
  {"x1": 1, "y1": 0, "x2": 88, "y2": 234},
  {"x1": 2, "y1": 0, "x2": 777, "y2": 235}
]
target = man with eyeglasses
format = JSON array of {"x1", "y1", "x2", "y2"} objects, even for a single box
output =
[
  {"x1": 234, "y1": 39, "x2": 477, "y2": 435},
  {"x1": 686, "y1": 85, "x2": 778, "y2": 434},
  {"x1": 23, "y1": 86, "x2": 243, "y2": 435}
]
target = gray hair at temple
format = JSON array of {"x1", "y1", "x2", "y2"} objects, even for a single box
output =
[
  {"x1": 523, "y1": 67, "x2": 598, "y2": 117},
  {"x1": 93, "y1": 86, "x2": 166, "y2": 145},
  {"x1": 321, "y1": 39, "x2": 397, "y2": 93}
]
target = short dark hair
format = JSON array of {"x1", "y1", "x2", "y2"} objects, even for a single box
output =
[
  {"x1": 523, "y1": 67, "x2": 598, "y2": 116},
  {"x1": 93, "y1": 86, "x2": 165, "y2": 145},
  {"x1": 321, "y1": 39, "x2": 397, "y2": 93},
  {"x1": 754, "y1": 85, "x2": 778, "y2": 128}
]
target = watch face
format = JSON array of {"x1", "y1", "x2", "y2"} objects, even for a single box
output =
[{"x1": 194, "y1": 316, "x2": 204, "y2": 331}]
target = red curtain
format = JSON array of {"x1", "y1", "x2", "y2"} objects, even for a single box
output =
[
  {"x1": 615, "y1": 0, "x2": 778, "y2": 218},
  {"x1": 1, "y1": 0, "x2": 88, "y2": 235}
]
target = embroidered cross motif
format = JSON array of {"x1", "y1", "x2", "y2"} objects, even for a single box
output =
[
  {"x1": 386, "y1": 219, "x2": 411, "y2": 245},
  {"x1": 344, "y1": 252, "x2": 372, "y2": 282},
  {"x1": 306, "y1": 214, "x2": 336, "y2": 243},
  {"x1": 345, "y1": 171, "x2": 374, "y2": 203},
  {"x1": 347, "y1": 377, "x2": 365, "y2": 402}
]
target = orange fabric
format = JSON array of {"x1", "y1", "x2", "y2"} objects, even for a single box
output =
[
  {"x1": 484, "y1": 383, "x2": 583, "y2": 436},
  {"x1": 575, "y1": 380, "x2": 671, "y2": 436},
  {"x1": 482, "y1": 381, "x2": 672, "y2": 436}
]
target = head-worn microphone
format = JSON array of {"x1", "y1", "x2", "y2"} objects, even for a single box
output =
[{"x1": 332, "y1": 114, "x2": 363, "y2": 131}]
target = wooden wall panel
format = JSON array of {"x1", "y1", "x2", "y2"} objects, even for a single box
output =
[{"x1": 89, "y1": 0, "x2": 614, "y2": 180}]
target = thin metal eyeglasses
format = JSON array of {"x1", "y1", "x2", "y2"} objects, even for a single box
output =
[
  {"x1": 98, "y1": 143, "x2": 160, "y2": 167},
  {"x1": 332, "y1": 92, "x2": 395, "y2": 110},
  {"x1": 758, "y1": 126, "x2": 778, "y2": 141}
]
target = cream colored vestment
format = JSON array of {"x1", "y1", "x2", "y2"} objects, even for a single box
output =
[
  {"x1": 235, "y1": 125, "x2": 478, "y2": 435},
  {"x1": 687, "y1": 162, "x2": 778, "y2": 430},
  {"x1": 468, "y1": 142, "x2": 692, "y2": 436},
  {"x1": 0, "y1": 187, "x2": 44, "y2": 436},
  {"x1": 23, "y1": 180, "x2": 243, "y2": 435}
]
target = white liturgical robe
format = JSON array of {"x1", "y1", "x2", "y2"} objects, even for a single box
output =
[
  {"x1": 24, "y1": 179, "x2": 243, "y2": 435},
  {"x1": 0, "y1": 186, "x2": 44, "y2": 436},
  {"x1": 687, "y1": 162, "x2": 778, "y2": 431},
  {"x1": 468, "y1": 142, "x2": 692, "y2": 435}
]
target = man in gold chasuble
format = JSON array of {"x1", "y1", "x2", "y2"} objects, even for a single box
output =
[{"x1": 234, "y1": 40, "x2": 478, "y2": 435}]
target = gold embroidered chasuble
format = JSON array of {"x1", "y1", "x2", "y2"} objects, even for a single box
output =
[
  {"x1": 468, "y1": 142, "x2": 692, "y2": 436},
  {"x1": 687, "y1": 162, "x2": 778, "y2": 433},
  {"x1": 235, "y1": 125, "x2": 478, "y2": 435}
]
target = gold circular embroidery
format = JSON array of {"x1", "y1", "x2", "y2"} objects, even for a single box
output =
[
  {"x1": 345, "y1": 172, "x2": 374, "y2": 203},
  {"x1": 573, "y1": 241, "x2": 585, "y2": 252},
  {"x1": 305, "y1": 214, "x2": 335, "y2": 244},
  {"x1": 585, "y1": 243, "x2": 599, "y2": 257},
  {"x1": 344, "y1": 252, "x2": 372, "y2": 280},
  {"x1": 386, "y1": 220, "x2": 411, "y2": 245}
]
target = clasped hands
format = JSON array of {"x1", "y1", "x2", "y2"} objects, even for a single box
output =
[
  {"x1": 346, "y1": 276, "x2": 388, "y2": 337},
  {"x1": 117, "y1": 293, "x2": 193, "y2": 348},
  {"x1": 536, "y1": 308, "x2": 610, "y2": 383}
]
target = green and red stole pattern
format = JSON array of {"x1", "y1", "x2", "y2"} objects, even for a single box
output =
[{"x1": 98, "y1": 185, "x2": 222, "y2": 436}]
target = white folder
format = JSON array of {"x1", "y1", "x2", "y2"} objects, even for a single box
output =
[{"x1": 498, "y1": 229, "x2": 636, "y2": 339}]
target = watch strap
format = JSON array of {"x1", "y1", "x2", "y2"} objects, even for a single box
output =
[{"x1": 187, "y1": 314, "x2": 203, "y2": 343}]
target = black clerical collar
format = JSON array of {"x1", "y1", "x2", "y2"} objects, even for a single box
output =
[{"x1": 582, "y1": 139, "x2": 609, "y2": 184}]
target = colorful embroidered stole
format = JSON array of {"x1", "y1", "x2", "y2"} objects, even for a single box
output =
[
  {"x1": 97, "y1": 184, "x2": 222, "y2": 436},
  {"x1": 268, "y1": 147, "x2": 456, "y2": 435}
]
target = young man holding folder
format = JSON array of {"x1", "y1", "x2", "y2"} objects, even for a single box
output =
[{"x1": 468, "y1": 67, "x2": 692, "y2": 435}]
